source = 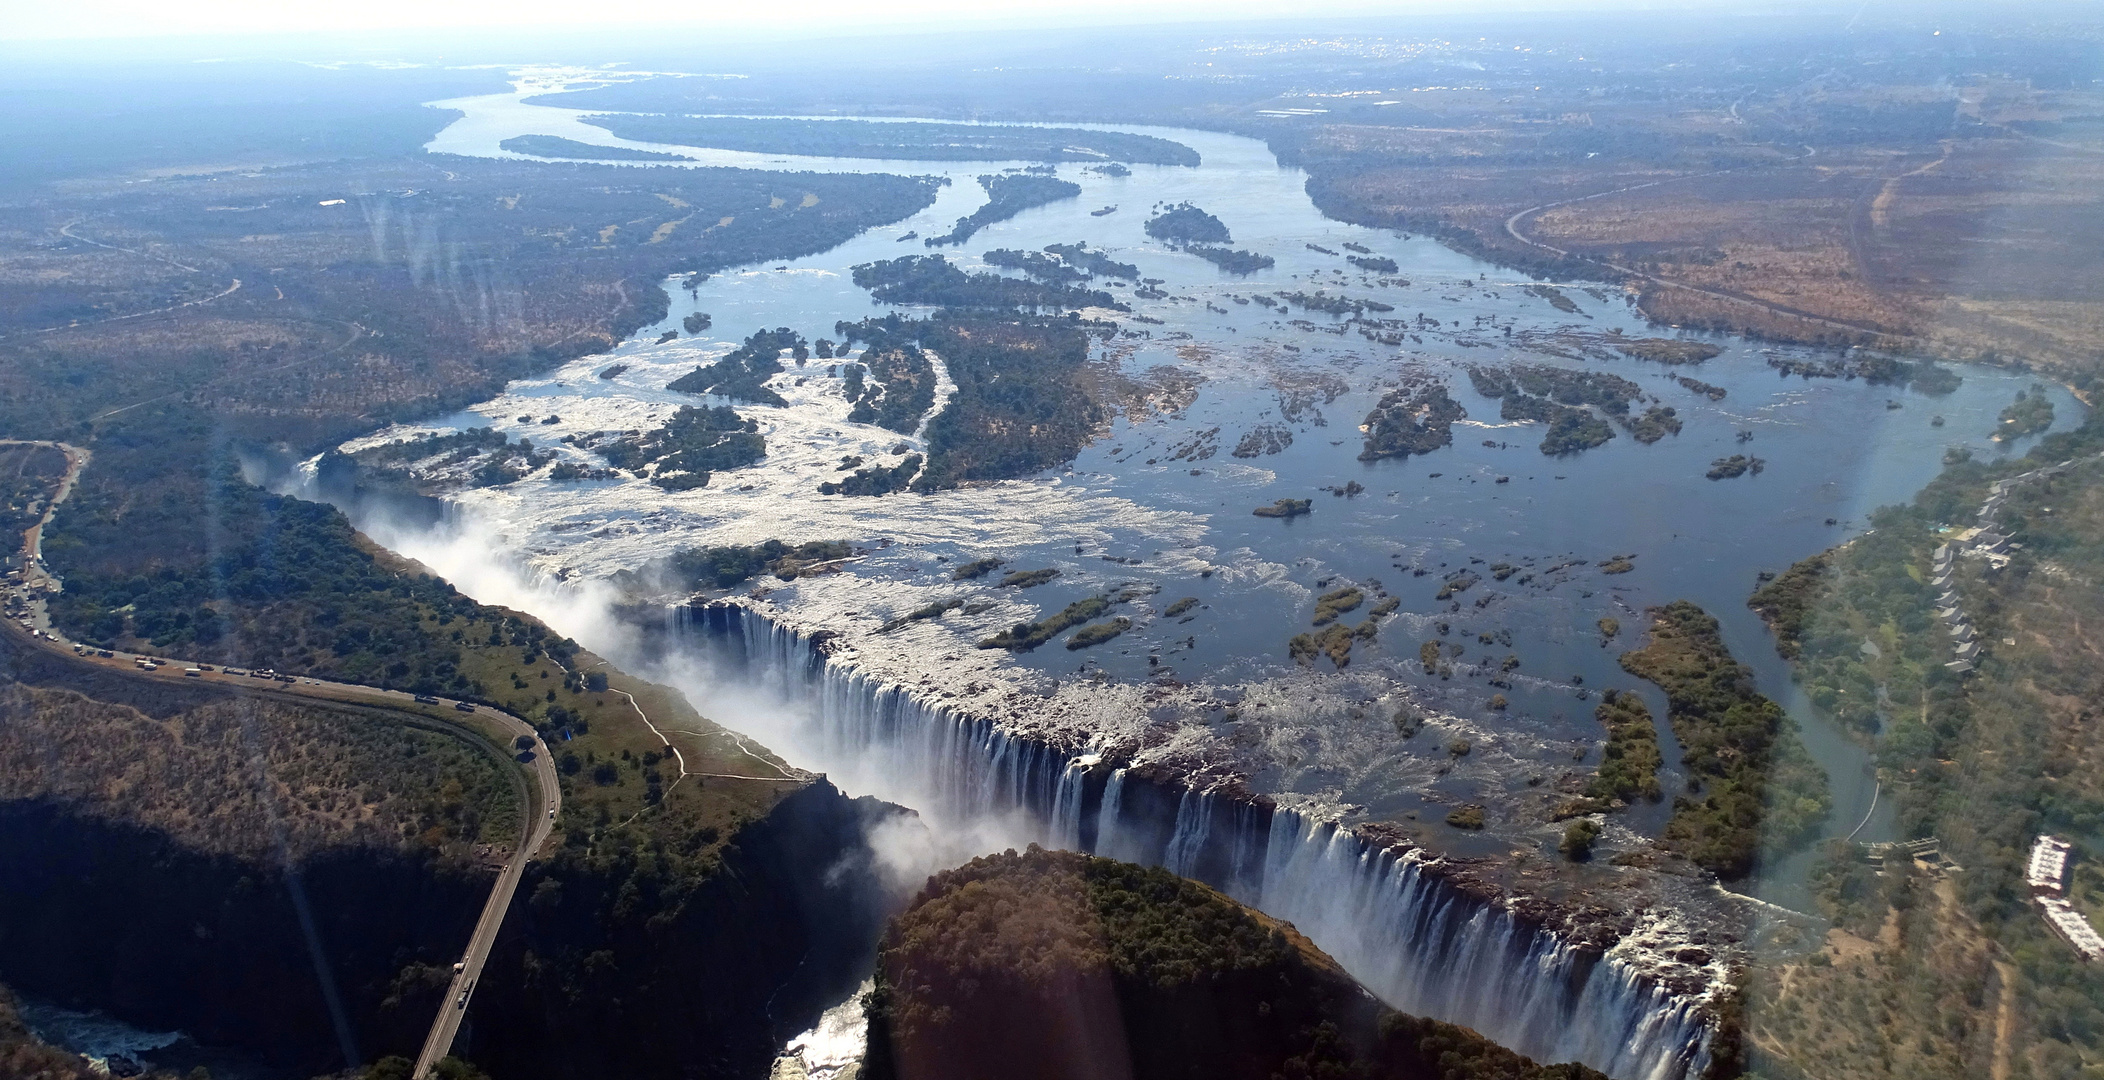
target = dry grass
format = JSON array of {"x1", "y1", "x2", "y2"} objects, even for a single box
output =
[{"x1": 1299, "y1": 80, "x2": 2104, "y2": 388}]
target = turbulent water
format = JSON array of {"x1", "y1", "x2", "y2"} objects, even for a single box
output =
[
  {"x1": 303, "y1": 66, "x2": 2089, "y2": 1080},
  {"x1": 701, "y1": 605, "x2": 1713, "y2": 1080}
]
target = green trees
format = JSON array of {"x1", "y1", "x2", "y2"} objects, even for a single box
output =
[
  {"x1": 835, "y1": 314, "x2": 1107, "y2": 492},
  {"x1": 1143, "y1": 203, "x2": 1232, "y2": 244},
  {"x1": 1359, "y1": 382, "x2": 1466, "y2": 461},
  {"x1": 666, "y1": 327, "x2": 803, "y2": 405},
  {"x1": 658, "y1": 540, "x2": 852, "y2": 590},
  {"x1": 1620, "y1": 600, "x2": 1832, "y2": 878},
  {"x1": 926, "y1": 175, "x2": 1083, "y2": 247},
  {"x1": 862, "y1": 847, "x2": 1607, "y2": 1080},
  {"x1": 593, "y1": 404, "x2": 765, "y2": 490},
  {"x1": 850, "y1": 255, "x2": 1118, "y2": 311},
  {"x1": 1587, "y1": 689, "x2": 1664, "y2": 805}
]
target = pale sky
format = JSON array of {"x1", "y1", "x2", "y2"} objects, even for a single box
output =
[{"x1": 5, "y1": 0, "x2": 1692, "y2": 43}]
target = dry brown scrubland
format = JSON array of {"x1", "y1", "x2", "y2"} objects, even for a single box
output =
[{"x1": 1297, "y1": 83, "x2": 2104, "y2": 393}]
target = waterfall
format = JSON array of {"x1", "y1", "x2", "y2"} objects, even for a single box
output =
[{"x1": 677, "y1": 603, "x2": 1713, "y2": 1080}]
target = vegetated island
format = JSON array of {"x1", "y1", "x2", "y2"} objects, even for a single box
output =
[
  {"x1": 1619, "y1": 600, "x2": 1832, "y2": 878},
  {"x1": 820, "y1": 453, "x2": 922, "y2": 496},
  {"x1": 1359, "y1": 379, "x2": 1466, "y2": 461},
  {"x1": 978, "y1": 596, "x2": 1112, "y2": 650},
  {"x1": 574, "y1": 115, "x2": 1199, "y2": 165},
  {"x1": 1676, "y1": 375, "x2": 1727, "y2": 400},
  {"x1": 844, "y1": 343, "x2": 937, "y2": 433},
  {"x1": 1043, "y1": 241, "x2": 1140, "y2": 279},
  {"x1": 1467, "y1": 364, "x2": 1642, "y2": 455},
  {"x1": 1580, "y1": 688, "x2": 1664, "y2": 808},
  {"x1": 1144, "y1": 202, "x2": 1274, "y2": 272},
  {"x1": 927, "y1": 174, "x2": 1082, "y2": 247},
  {"x1": 615, "y1": 539, "x2": 854, "y2": 595},
  {"x1": 1253, "y1": 498, "x2": 1313, "y2": 518},
  {"x1": 1065, "y1": 616, "x2": 1131, "y2": 650},
  {"x1": 860, "y1": 847, "x2": 1608, "y2": 1080},
  {"x1": 1276, "y1": 290, "x2": 1396, "y2": 317},
  {"x1": 1184, "y1": 244, "x2": 1276, "y2": 274},
  {"x1": 667, "y1": 326, "x2": 806, "y2": 405},
  {"x1": 498, "y1": 135, "x2": 694, "y2": 162},
  {"x1": 590, "y1": 404, "x2": 765, "y2": 490},
  {"x1": 1289, "y1": 589, "x2": 1397, "y2": 669},
  {"x1": 1992, "y1": 386, "x2": 2055, "y2": 441},
  {"x1": 1612, "y1": 338, "x2": 1723, "y2": 364},
  {"x1": 1765, "y1": 352, "x2": 1963, "y2": 394},
  {"x1": 834, "y1": 313, "x2": 1113, "y2": 492},
  {"x1": 1705, "y1": 455, "x2": 1765, "y2": 480},
  {"x1": 982, "y1": 248, "x2": 1088, "y2": 284},
  {"x1": 851, "y1": 255, "x2": 1120, "y2": 311}
]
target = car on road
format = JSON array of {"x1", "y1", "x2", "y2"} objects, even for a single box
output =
[
  {"x1": 454, "y1": 702, "x2": 476, "y2": 712},
  {"x1": 415, "y1": 694, "x2": 440, "y2": 704}
]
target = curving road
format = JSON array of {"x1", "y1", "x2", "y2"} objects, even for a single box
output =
[{"x1": 1, "y1": 441, "x2": 558, "y2": 1079}]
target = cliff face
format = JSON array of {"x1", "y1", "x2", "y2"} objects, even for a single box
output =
[
  {"x1": 0, "y1": 800, "x2": 488, "y2": 1069},
  {"x1": 1, "y1": 627, "x2": 908, "y2": 1080},
  {"x1": 862, "y1": 847, "x2": 1610, "y2": 1080},
  {"x1": 463, "y1": 781, "x2": 905, "y2": 1080}
]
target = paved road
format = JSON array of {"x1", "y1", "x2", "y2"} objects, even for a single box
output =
[{"x1": 1, "y1": 442, "x2": 558, "y2": 1079}]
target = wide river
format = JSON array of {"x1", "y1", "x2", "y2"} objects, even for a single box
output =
[{"x1": 338, "y1": 67, "x2": 2084, "y2": 908}]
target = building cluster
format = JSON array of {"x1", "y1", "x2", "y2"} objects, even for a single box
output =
[
  {"x1": 1929, "y1": 456, "x2": 2091, "y2": 676},
  {"x1": 2028, "y1": 834, "x2": 2104, "y2": 961},
  {"x1": 1929, "y1": 543, "x2": 1979, "y2": 675}
]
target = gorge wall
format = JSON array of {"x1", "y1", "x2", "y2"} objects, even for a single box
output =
[{"x1": 674, "y1": 602, "x2": 1718, "y2": 1080}]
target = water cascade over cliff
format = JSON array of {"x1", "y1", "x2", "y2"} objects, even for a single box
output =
[{"x1": 674, "y1": 604, "x2": 1714, "y2": 1080}]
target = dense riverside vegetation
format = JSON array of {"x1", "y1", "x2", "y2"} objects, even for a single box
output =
[
  {"x1": 575, "y1": 115, "x2": 1199, "y2": 165},
  {"x1": 1619, "y1": 601, "x2": 1831, "y2": 878},
  {"x1": 47, "y1": 464, "x2": 533, "y2": 692},
  {"x1": 927, "y1": 174, "x2": 1083, "y2": 247},
  {"x1": 862, "y1": 847, "x2": 1608, "y2": 1080},
  {"x1": 851, "y1": 255, "x2": 1119, "y2": 311},
  {"x1": 1731, "y1": 416, "x2": 2104, "y2": 1078}
]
